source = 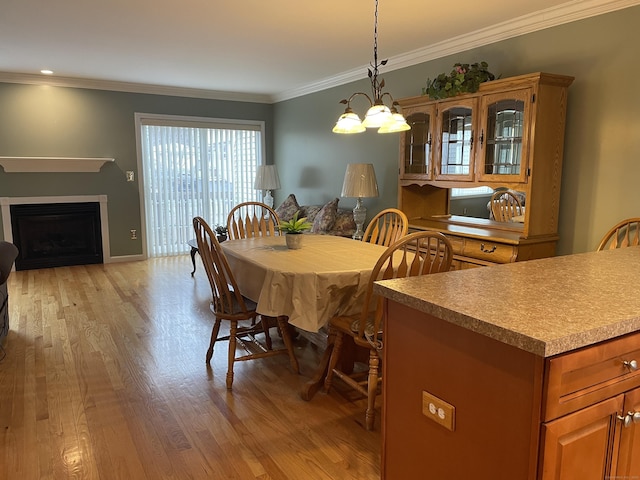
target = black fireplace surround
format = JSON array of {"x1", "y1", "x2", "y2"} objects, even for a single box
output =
[{"x1": 10, "y1": 202, "x2": 103, "y2": 271}]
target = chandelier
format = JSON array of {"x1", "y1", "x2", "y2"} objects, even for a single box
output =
[{"x1": 332, "y1": 0, "x2": 410, "y2": 134}]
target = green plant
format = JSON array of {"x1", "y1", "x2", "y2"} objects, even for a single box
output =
[
  {"x1": 214, "y1": 224, "x2": 228, "y2": 235},
  {"x1": 423, "y1": 62, "x2": 496, "y2": 100},
  {"x1": 278, "y1": 211, "x2": 312, "y2": 234}
]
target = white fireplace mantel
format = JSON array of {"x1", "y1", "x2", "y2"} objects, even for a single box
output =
[{"x1": 0, "y1": 156, "x2": 115, "y2": 173}]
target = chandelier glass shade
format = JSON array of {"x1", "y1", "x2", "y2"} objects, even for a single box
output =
[{"x1": 332, "y1": 0, "x2": 410, "y2": 135}]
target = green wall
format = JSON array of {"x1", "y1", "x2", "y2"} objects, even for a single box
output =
[
  {"x1": 0, "y1": 84, "x2": 273, "y2": 256},
  {"x1": 273, "y1": 5, "x2": 640, "y2": 256}
]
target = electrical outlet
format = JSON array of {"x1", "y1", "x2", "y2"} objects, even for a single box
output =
[
  {"x1": 126, "y1": 171, "x2": 135, "y2": 182},
  {"x1": 422, "y1": 390, "x2": 455, "y2": 431},
  {"x1": 130, "y1": 229, "x2": 137, "y2": 240}
]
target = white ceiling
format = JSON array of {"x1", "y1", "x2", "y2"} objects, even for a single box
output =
[{"x1": 1, "y1": 0, "x2": 637, "y2": 103}]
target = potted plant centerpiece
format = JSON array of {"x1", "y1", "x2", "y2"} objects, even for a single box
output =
[
  {"x1": 278, "y1": 211, "x2": 312, "y2": 249},
  {"x1": 214, "y1": 224, "x2": 228, "y2": 242}
]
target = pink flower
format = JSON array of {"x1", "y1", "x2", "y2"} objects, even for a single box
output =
[{"x1": 455, "y1": 66, "x2": 466, "y2": 74}]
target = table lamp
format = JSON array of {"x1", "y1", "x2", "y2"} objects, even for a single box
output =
[
  {"x1": 341, "y1": 163, "x2": 379, "y2": 240},
  {"x1": 254, "y1": 164, "x2": 281, "y2": 208}
]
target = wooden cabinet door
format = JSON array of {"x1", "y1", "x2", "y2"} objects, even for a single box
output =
[
  {"x1": 399, "y1": 104, "x2": 436, "y2": 180},
  {"x1": 615, "y1": 387, "x2": 640, "y2": 477},
  {"x1": 434, "y1": 97, "x2": 478, "y2": 182},
  {"x1": 476, "y1": 88, "x2": 532, "y2": 184},
  {"x1": 540, "y1": 395, "x2": 624, "y2": 480}
]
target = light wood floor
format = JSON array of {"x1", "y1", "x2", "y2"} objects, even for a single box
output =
[{"x1": 0, "y1": 256, "x2": 381, "y2": 479}]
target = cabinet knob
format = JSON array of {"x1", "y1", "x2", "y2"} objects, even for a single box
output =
[
  {"x1": 634, "y1": 412, "x2": 640, "y2": 424},
  {"x1": 618, "y1": 413, "x2": 633, "y2": 428},
  {"x1": 623, "y1": 359, "x2": 638, "y2": 371}
]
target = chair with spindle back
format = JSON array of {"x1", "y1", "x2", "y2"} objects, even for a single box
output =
[
  {"x1": 490, "y1": 190, "x2": 523, "y2": 222},
  {"x1": 362, "y1": 208, "x2": 409, "y2": 247},
  {"x1": 596, "y1": 218, "x2": 640, "y2": 251},
  {"x1": 226, "y1": 202, "x2": 281, "y2": 240},
  {"x1": 193, "y1": 216, "x2": 298, "y2": 389},
  {"x1": 323, "y1": 231, "x2": 453, "y2": 430}
]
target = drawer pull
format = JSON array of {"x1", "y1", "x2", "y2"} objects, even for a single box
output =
[
  {"x1": 480, "y1": 243, "x2": 497, "y2": 254},
  {"x1": 623, "y1": 359, "x2": 638, "y2": 371}
]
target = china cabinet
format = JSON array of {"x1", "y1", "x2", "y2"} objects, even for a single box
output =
[{"x1": 397, "y1": 72, "x2": 574, "y2": 268}]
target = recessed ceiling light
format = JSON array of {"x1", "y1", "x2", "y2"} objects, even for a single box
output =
[{"x1": 40, "y1": 69, "x2": 54, "y2": 75}]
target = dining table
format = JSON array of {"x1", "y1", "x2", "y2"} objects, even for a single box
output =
[{"x1": 220, "y1": 233, "x2": 389, "y2": 399}]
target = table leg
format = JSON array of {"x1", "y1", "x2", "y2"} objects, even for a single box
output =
[
  {"x1": 190, "y1": 246, "x2": 198, "y2": 276},
  {"x1": 300, "y1": 333, "x2": 335, "y2": 401},
  {"x1": 300, "y1": 332, "x2": 360, "y2": 401}
]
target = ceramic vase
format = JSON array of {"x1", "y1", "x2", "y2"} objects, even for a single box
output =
[{"x1": 285, "y1": 233, "x2": 303, "y2": 249}]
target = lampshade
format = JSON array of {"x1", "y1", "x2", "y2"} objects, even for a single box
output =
[
  {"x1": 254, "y1": 164, "x2": 281, "y2": 191},
  {"x1": 341, "y1": 163, "x2": 379, "y2": 198},
  {"x1": 332, "y1": 111, "x2": 366, "y2": 134},
  {"x1": 378, "y1": 112, "x2": 411, "y2": 133},
  {"x1": 362, "y1": 104, "x2": 392, "y2": 129}
]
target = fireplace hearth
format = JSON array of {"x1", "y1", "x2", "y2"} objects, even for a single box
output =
[{"x1": 10, "y1": 202, "x2": 103, "y2": 271}]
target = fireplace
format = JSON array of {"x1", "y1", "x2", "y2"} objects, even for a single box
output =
[{"x1": 10, "y1": 202, "x2": 104, "y2": 271}]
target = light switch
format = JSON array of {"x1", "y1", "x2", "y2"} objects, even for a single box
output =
[{"x1": 126, "y1": 171, "x2": 135, "y2": 182}]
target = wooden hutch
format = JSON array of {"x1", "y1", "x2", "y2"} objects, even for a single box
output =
[{"x1": 396, "y1": 72, "x2": 574, "y2": 269}]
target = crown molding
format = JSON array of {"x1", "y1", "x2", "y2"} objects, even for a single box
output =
[
  {"x1": 0, "y1": 72, "x2": 273, "y2": 104},
  {"x1": 272, "y1": 0, "x2": 640, "y2": 102}
]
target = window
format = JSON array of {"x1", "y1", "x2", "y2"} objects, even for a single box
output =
[
  {"x1": 136, "y1": 114, "x2": 264, "y2": 257},
  {"x1": 450, "y1": 186, "x2": 494, "y2": 198}
]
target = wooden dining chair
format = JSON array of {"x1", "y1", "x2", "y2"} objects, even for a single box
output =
[
  {"x1": 226, "y1": 201, "x2": 281, "y2": 240},
  {"x1": 323, "y1": 231, "x2": 453, "y2": 430},
  {"x1": 192, "y1": 216, "x2": 299, "y2": 389},
  {"x1": 362, "y1": 208, "x2": 409, "y2": 247},
  {"x1": 490, "y1": 190, "x2": 523, "y2": 222},
  {"x1": 596, "y1": 217, "x2": 640, "y2": 251}
]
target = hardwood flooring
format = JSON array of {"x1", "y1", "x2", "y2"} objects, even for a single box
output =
[{"x1": 0, "y1": 257, "x2": 381, "y2": 479}]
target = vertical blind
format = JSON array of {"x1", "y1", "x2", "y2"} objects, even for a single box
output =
[{"x1": 139, "y1": 118, "x2": 262, "y2": 257}]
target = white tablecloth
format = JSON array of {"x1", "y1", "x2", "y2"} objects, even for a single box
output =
[{"x1": 220, "y1": 235, "x2": 388, "y2": 332}]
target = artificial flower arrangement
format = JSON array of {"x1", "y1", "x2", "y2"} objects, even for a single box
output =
[{"x1": 423, "y1": 62, "x2": 497, "y2": 100}]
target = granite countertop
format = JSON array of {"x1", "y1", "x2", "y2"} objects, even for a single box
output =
[{"x1": 374, "y1": 247, "x2": 640, "y2": 357}]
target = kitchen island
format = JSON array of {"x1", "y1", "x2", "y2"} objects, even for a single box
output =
[{"x1": 374, "y1": 247, "x2": 640, "y2": 480}]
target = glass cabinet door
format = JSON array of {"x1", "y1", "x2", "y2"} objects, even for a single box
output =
[
  {"x1": 435, "y1": 98, "x2": 477, "y2": 182},
  {"x1": 399, "y1": 105, "x2": 435, "y2": 180},
  {"x1": 477, "y1": 89, "x2": 531, "y2": 183}
]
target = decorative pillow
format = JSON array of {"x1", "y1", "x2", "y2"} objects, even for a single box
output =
[
  {"x1": 331, "y1": 210, "x2": 357, "y2": 236},
  {"x1": 275, "y1": 194, "x2": 300, "y2": 222},
  {"x1": 311, "y1": 198, "x2": 339, "y2": 234},
  {"x1": 302, "y1": 205, "x2": 321, "y2": 223}
]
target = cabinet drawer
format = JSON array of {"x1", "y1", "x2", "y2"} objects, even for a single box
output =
[
  {"x1": 461, "y1": 238, "x2": 517, "y2": 263},
  {"x1": 446, "y1": 236, "x2": 465, "y2": 256},
  {"x1": 543, "y1": 331, "x2": 640, "y2": 421}
]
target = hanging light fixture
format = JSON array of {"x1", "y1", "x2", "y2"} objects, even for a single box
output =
[{"x1": 332, "y1": 0, "x2": 410, "y2": 135}]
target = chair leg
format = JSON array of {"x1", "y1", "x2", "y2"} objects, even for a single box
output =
[
  {"x1": 323, "y1": 329, "x2": 344, "y2": 393},
  {"x1": 226, "y1": 320, "x2": 237, "y2": 390},
  {"x1": 365, "y1": 349, "x2": 380, "y2": 431},
  {"x1": 277, "y1": 316, "x2": 299, "y2": 373},
  {"x1": 261, "y1": 315, "x2": 273, "y2": 350},
  {"x1": 206, "y1": 318, "x2": 222, "y2": 364}
]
